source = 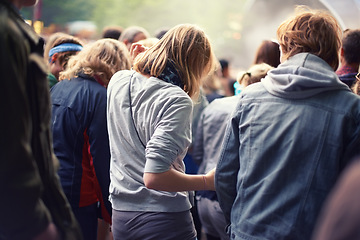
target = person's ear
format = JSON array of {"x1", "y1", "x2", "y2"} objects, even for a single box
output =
[
  {"x1": 50, "y1": 53, "x2": 58, "y2": 63},
  {"x1": 340, "y1": 47, "x2": 344, "y2": 57}
]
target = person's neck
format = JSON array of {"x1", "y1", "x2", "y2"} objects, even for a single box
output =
[
  {"x1": 342, "y1": 62, "x2": 360, "y2": 72},
  {"x1": 348, "y1": 63, "x2": 359, "y2": 72},
  {"x1": 340, "y1": 57, "x2": 359, "y2": 72}
]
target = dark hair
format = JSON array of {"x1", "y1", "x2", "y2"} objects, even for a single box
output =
[
  {"x1": 342, "y1": 29, "x2": 360, "y2": 64},
  {"x1": 155, "y1": 28, "x2": 169, "y2": 39},
  {"x1": 119, "y1": 26, "x2": 150, "y2": 43},
  {"x1": 102, "y1": 26, "x2": 123, "y2": 40},
  {"x1": 253, "y1": 40, "x2": 281, "y2": 68},
  {"x1": 219, "y1": 59, "x2": 229, "y2": 70}
]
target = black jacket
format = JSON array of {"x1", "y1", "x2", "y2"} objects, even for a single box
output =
[{"x1": 0, "y1": 1, "x2": 82, "y2": 239}]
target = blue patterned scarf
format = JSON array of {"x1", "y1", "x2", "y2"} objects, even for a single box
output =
[{"x1": 146, "y1": 60, "x2": 184, "y2": 89}]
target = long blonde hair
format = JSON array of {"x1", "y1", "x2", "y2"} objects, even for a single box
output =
[
  {"x1": 59, "y1": 39, "x2": 131, "y2": 87},
  {"x1": 133, "y1": 24, "x2": 216, "y2": 98}
]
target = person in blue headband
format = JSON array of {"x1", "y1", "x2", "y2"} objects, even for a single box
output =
[{"x1": 45, "y1": 33, "x2": 83, "y2": 88}]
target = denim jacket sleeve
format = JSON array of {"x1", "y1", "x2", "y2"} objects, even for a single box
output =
[
  {"x1": 215, "y1": 107, "x2": 241, "y2": 223},
  {"x1": 192, "y1": 112, "x2": 205, "y2": 167},
  {"x1": 340, "y1": 115, "x2": 360, "y2": 170}
]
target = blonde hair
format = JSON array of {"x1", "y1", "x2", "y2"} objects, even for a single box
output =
[
  {"x1": 133, "y1": 24, "x2": 216, "y2": 98},
  {"x1": 59, "y1": 39, "x2": 131, "y2": 87},
  {"x1": 352, "y1": 74, "x2": 360, "y2": 95},
  {"x1": 277, "y1": 6, "x2": 342, "y2": 70},
  {"x1": 237, "y1": 63, "x2": 273, "y2": 87},
  {"x1": 136, "y1": 37, "x2": 160, "y2": 48}
]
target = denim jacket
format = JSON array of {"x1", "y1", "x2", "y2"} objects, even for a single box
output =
[{"x1": 215, "y1": 53, "x2": 360, "y2": 240}]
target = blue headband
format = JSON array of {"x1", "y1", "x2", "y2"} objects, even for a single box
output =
[{"x1": 49, "y1": 43, "x2": 83, "y2": 58}]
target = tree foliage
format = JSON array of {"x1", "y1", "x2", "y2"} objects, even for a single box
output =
[
  {"x1": 20, "y1": 0, "x2": 249, "y2": 68},
  {"x1": 21, "y1": 0, "x2": 96, "y2": 25}
]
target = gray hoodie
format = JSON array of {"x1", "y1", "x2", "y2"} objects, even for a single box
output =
[
  {"x1": 107, "y1": 70, "x2": 194, "y2": 212},
  {"x1": 262, "y1": 52, "x2": 350, "y2": 99}
]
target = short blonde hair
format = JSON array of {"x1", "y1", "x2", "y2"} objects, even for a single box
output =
[
  {"x1": 133, "y1": 24, "x2": 216, "y2": 98},
  {"x1": 237, "y1": 63, "x2": 273, "y2": 87},
  {"x1": 277, "y1": 6, "x2": 342, "y2": 70},
  {"x1": 59, "y1": 39, "x2": 131, "y2": 87}
]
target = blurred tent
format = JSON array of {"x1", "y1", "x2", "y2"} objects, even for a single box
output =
[
  {"x1": 229, "y1": 0, "x2": 360, "y2": 69},
  {"x1": 66, "y1": 20, "x2": 97, "y2": 40}
]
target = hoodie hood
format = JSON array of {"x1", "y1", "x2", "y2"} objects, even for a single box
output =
[{"x1": 262, "y1": 53, "x2": 350, "y2": 99}]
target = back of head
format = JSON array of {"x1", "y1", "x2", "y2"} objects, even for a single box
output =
[
  {"x1": 253, "y1": 40, "x2": 281, "y2": 68},
  {"x1": 59, "y1": 38, "x2": 131, "y2": 87},
  {"x1": 135, "y1": 37, "x2": 159, "y2": 48},
  {"x1": 154, "y1": 27, "x2": 170, "y2": 39},
  {"x1": 133, "y1": 24, "x2": 216, "y2": 98},
  {"x1": 219, "y1": 59, "x2": 229, "y2": 70},
  {"x1": 48, "y1": 35, "x2": 84, "y2": 64},
  {"x1": 341, "y1": 29, "x2": 360, "y2": 64},
  {"x1": 237, "y1": 63, "x2": 273, "y2": 87},
  {"x1": 102, "y1": 25, "x2": 123, "y2": 40},
  {"x1": 219, "y1": 59, "x2": 230, "y2": 78},
  {"x1": 277, "y1": 6, "x2": 342, "y2": 70},
  {"x1": 51, "y1": 35, "x2": 84, "y2": 49},
  {"x1": 118, "y1": 26, "x2": 150, "y2": 43},
  {"x1": 44, "y1": 32, "x2": 70, "y2": 60}
]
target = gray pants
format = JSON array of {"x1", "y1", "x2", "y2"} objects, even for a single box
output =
[
  {"x1": 112, "y1": 209, "x2": 197, "y2": 240},
  {"x1": 197, "y1": 197, "x2": 230, "y2": 240}
]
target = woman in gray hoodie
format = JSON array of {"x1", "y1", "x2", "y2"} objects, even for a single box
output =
[{"x1": 107, "y1": 24, "x2": 217, "y2": 240}]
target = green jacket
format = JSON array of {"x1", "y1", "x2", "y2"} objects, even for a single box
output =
[
  {"x1": 0, "y1": 1, "x2": 82, "y2": 239},
  {"x1": 48, "y1": 73, "x2": 58, "y2": 89}
]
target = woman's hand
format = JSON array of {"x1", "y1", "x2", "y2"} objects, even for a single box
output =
[
  {"x1": 33, "y1": 223, "x2": 60, "y2": 240},
  {"x1": 130, "y1": 43, "x2": 148, "y2": 63}
]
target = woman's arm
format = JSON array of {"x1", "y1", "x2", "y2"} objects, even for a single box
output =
[{"x1": 144, "y1": 168, "x2": 215, "y2": 192}]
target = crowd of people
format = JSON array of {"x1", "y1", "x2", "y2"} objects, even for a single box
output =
[{"x1": 1, "y1": 0, "x2": 360, "y2": 240}]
